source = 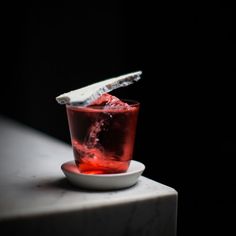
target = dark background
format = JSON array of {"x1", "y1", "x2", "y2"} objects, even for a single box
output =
[{"x1": 1, "y1": 1, "x2": 235, "y2": 235}]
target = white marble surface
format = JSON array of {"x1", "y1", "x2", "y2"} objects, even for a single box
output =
[{"x1": 0, "y1": 116, "x2": 177, "y2": 236}]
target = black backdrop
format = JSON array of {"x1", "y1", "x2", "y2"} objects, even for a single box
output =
[{"x1": 1, "y1": 2, "x2": 235, "y2": 235}]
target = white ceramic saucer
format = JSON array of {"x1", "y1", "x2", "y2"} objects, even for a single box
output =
[{"x1": 61, "y1": 160, "x2": 145, "y2": 190}]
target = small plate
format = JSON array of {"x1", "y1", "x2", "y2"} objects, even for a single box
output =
[{"x1": 61, "y1": 160, "x2": 145, "y2": 190}]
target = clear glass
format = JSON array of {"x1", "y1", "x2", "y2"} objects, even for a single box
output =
[{"x1": 66, "y1": 100, "x2": 140, "y2": 174}]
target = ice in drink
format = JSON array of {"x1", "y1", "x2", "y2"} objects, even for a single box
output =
[{"x1": 66, "y1": 94, "x2": 139, "y2": 174}]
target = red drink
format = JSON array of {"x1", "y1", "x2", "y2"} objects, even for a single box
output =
[{"x1": 66, "y1": 94, "x2": 139, "y2": 174}]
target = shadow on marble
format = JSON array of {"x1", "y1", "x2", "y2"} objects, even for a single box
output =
[{"x1": 34, "y1": 177, "x2": 140, "y2": 193}]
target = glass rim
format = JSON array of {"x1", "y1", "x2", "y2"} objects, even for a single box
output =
[{"x1": 66, "y1": 99, "x2": 140, "y2": 111}]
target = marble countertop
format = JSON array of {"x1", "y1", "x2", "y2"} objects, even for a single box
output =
[{"x1": 0, "y1": 116, "x2": 177, "y2": 235}]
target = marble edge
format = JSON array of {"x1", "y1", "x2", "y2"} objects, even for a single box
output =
[
  {"x1": 142, "y1": 176, "x2": 178, "y2": 195},
  {"x1": 0, "y1": 187, "x2": 177, "y2": 222}
]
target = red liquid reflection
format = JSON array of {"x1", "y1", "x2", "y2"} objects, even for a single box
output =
[{"x1": 66, "y1": 95, "x2": 139, "y2": 174}]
